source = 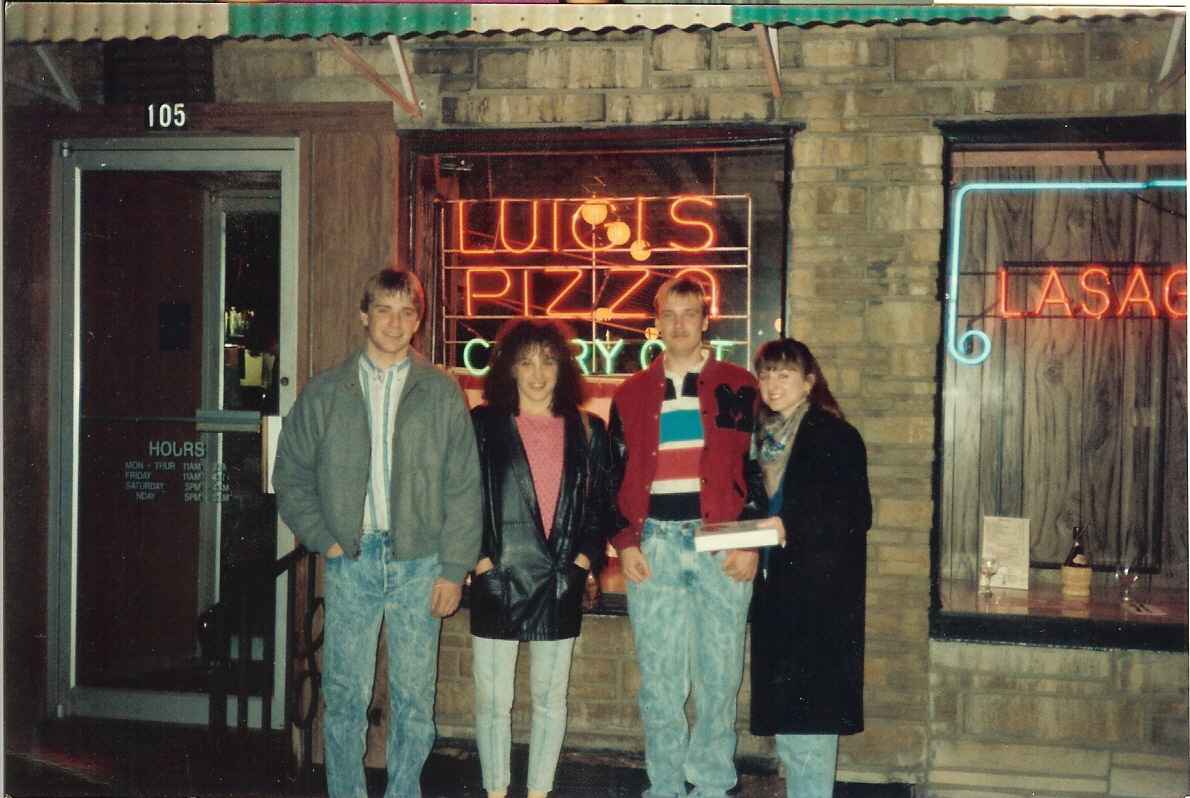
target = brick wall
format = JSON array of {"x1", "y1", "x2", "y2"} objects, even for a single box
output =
[{"x1": 211, "y1": 16, "x2": 1186, "y2": 793}]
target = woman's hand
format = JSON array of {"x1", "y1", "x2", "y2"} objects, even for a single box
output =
[
  {"x1": 574, "y1": 553, "x2": 591, "y2": 570},
  {"x1": 474, "y1": 557, "x2": 495, "y2": 576},
  {"x1": 769, "y1": 516, "x2": 787, "y2": 546},
  {"x1": 325, "y1": 543, "x2": 345, "y2": 559}
]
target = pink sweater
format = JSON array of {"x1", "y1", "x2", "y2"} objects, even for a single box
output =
[{"x1": 514, "y1": 413, "x2": 565, "y2": 537}]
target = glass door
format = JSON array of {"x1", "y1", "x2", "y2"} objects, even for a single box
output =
[{"x1": 49, "y1": 139, "x2": 299, "y2": 727}]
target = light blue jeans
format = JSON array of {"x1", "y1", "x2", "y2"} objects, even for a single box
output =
[
  {"x1": 322, "y1": 532, "x2": 442, "y2": 798},
  {"x1": 627, "y1": 518, "x2": 753, "y2": 798},
  {"x1": 471, "y1": 636, "x2": 577, "y2": 794},
  {"x1": 775, "y1": 734, "x2": 838, "y2": 798}
]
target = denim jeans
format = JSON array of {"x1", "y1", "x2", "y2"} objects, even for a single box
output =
[
  {"x1": 323, "y1": 532, "x2": 442, "y2": 798},
  {"x1": 472, "y1": 636, "x2": 577, "y2": 794},
  {"x1": 775, "y1": 734, "x2": 838, "y2": 798},
  {"x1": 626, "y1": 518, "x2": 753, "y2": 798}
]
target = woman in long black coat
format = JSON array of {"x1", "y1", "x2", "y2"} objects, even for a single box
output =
[{"x1": 749, "y1": 338, "x2": 872, "y2": 798}]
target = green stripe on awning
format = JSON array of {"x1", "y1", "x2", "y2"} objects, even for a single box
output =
[
  {"x1": 228, "y1": 3, "x2": 473, "y2": 38},
  {"x1": 731, "y1": 5, "x2": 1009, "y2": 26}
]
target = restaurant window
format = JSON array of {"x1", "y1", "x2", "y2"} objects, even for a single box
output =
[
  {"x1": 403, "y1": 127, "x2": 793, "y2": 414},
  {"x1": 934, "y1": 117, "x2": 1187, "y2": 649}
]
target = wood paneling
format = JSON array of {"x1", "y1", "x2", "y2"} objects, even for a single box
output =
[{"x1": 943, "y1": 162, "x2": 1187, "y2": 584}]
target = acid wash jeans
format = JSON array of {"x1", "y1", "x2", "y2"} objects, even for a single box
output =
[
  {"x1": 626, "y1": 518, "x2": 753, "y2": 798},
  {"x1": 775, "y1": 734, "x2": 838, "y2": 798},
  {"x1": 322, "y1": 531, "x2": 442, "y2": 798}
]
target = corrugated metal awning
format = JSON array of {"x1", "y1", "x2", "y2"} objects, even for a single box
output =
[{"x1": 5, "y1": 2, "x2": 1182, "y2": 44}]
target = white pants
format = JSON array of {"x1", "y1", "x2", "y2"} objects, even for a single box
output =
[{"x1": 471, "y1": 636, "x2": 576, "y2": 794}]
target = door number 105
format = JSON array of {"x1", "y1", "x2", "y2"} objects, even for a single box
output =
[{"x1": 145, "y1": 103, "x2": 188, "y2": 129}]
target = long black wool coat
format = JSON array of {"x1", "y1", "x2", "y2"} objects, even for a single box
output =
[{"x1": 750, "y1": 403, "x2": 872, "y2": 736}]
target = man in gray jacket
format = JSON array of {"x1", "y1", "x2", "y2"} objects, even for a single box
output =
[{"x1": 274, "y1": 268, "x2": 481, "y2": 798}]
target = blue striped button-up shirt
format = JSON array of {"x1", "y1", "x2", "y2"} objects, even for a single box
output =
[{"x1": 358, "y1": 353, "x2": 412, "y2": 532}]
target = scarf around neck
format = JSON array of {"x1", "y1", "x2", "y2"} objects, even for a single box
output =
[{"x1": 754, "y1": 399, "x2": 809, "y2": 497}]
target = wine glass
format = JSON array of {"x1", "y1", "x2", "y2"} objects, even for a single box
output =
[
  {"x1": 1114, "y1": 561, "x2": 1139, "y2": 605},
  {"x1": 979, "y1": 557, "x2": 1000, "y2": 597}
]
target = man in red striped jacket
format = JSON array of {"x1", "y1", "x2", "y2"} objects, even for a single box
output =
[{"x1": 609, "y1": 276, "x2": 768, "y2": 798}]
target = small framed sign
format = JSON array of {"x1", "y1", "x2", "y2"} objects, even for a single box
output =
[{"x1": 980, "y1": 516, "x2": 1030, "y2": 590}]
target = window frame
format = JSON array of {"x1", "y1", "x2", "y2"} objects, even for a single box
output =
[{"x1": 930, "y1": 115, "x2": 1188, "y2": 652}]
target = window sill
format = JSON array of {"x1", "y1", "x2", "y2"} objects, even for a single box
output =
[{"x1": 932, "y1": 579, "x2": 1188, "y2": 652}]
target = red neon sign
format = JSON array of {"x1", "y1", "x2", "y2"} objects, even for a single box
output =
[
  {"x1": 996, "y1": 264, "x2": 1186, "y2": 319},
  {"x1": 445, "y1": 195, "x2": 727, "y2": 255}
]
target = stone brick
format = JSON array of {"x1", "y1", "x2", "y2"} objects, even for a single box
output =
[
  {"x1": 566, "y1": 657, "x2": 619, "y2": 700},
  {"x1": 846, "y1": 87, "x2": 956, "y2": 117},
  {"x1": 866, "y1": 299, "x2": 940, "y2": 345},
  {"x1": 707, "y1": 92, "x2": 772, "y2": 122},
  {"x1": 870, "y1": 184, "x2": 943, "y2": 232},
  {"x1": 964, "y1": 693, "x2": 1140, "y2": 743},
  {"x1": 651, "y1": 30, "x2": 710, "y2": 72},
  {"x1": 895, "y1": 36, "x2": 1006, "y2": 81},
  {"x1": 605, "y1": 93, "x2": 708, "y2": 124},
  {"x1": 653, "y1": 71, "x2": 771, "y2": 91},
  {"x1": 779, "y1": 91, "x2": 847, "y2": 119},
  {"x1": 794, "y1": 135, "x2": 867, "y2": 168},
  {"x1": 858, "y1": 415, "x2": 934, "y2": 447},
  {"x1": 476, "y1": 50, "x2": 529, "y2": 89},
  {"x1": 966, "y1": 81, "x2": 1153, "y2": 116},
  {"x1": 786, "y1": 311, "x2": 864, "y2": 345},
  {"x1": 875, "y1": 498, "x2": 932, "y2": 528},
  {"x1": 411, "y1": 48, "x2": 474, "y2": 76},
  {"x1": 281, "y1": 76, "x2": 393, "y2": 104},
  {"x1": 1109, "y1": 766, "x2": 1190, "y2": 798},
  {"x1": 872, "y1": 134, "x2": 943, "y2": 167},
  {"x1": 717, "y1": 42, "x2": 764, "y2": 71},
  {"x1": 839, "y1": 719, "x2": 927, "y2": 768},
  {"x1": 930, "y1": 641, "x2": 1111, "y2": 679},
  {"x1": 1115, "y1": 651, "x2": 1190, "y2": 693},
  {"x1": 526, "y1": 46, "x2": 644, "y2": 90},
  {"x1": 815, "y1": 185, "x2": 866, "y2": 216},
  {"x1": 802, "y1": 38, "x2": 889, "y2": 68},
  {"x1": 1089, "y1": 29, "x2": 1166, "y2": 79},
  {"x1": 928, "y1": 769, "x2": 1107, "y2": 793},
  {"x1": 442, "y1": 94, "x2": 605, "y2": 126}
]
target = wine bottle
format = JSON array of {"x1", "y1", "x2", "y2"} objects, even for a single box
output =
[
  {"x1": 1064, "y1": 525, "x2": 1090, "y2": 567},
  {"x1": 1061, "y1": 525, "x2": 1092, "y2": 597}
]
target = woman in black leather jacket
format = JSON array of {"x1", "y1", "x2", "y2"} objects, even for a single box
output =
[{"x1": 469, "y1": 319, "x2": 612, "y2": 798}]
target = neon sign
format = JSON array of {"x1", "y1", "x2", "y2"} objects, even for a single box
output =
[
  {"x1": 996, "y1": 264, "x2": 1186, "y2": 319},
  {"x1": 441, "y1": 193, "x2": 753, "y2": 376},
  {"x1": 946, "y1": 179, "x2": 1188, "y2": 365}
]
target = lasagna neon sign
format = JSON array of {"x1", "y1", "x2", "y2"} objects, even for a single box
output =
[
  {"x1": 996, "y1": 264, "x2": 1187, "y2": 319},
  {"x1": 946, "y1": 179, "x2": 1188, "y2": 365},
  {"x1": 441, "y1": 194, "x2": 752, "y2": 376}
]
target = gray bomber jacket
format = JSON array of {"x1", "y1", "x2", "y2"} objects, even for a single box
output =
[{"x1": 273, "y1": 350, "x2": 481, "y2": 584}]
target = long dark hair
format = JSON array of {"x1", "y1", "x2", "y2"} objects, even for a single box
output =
[
  {"x1": 483, "y1": 319, "x2": 584, "y2": 416},
  {"x1": 753, "y1": 338, "x2": 844, "y2": 420}
]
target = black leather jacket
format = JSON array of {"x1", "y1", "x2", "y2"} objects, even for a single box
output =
[{"x1": 469, "y1": 405, "x2": 614, "y2": 641}]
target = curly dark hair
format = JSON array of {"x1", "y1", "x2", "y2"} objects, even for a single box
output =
[
  {"x1": 482, "y1": 319, "x2": 584, "y2": 415},
  {"x1": 754, "y1": 338, "x2": 844, "y2": 420}
]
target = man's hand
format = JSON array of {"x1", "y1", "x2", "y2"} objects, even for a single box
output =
[
  {"x1": 474, "y1": 557, "x2": 495, "y2": 575},
  {"x1": 722, "y1": 549, "x2": 759, "y2": 582},
  {"x1": 430, "y1": 578, "x2": 462, "y2": 618},
  {"x1": 325, "y1": 543, "x2": 345, "y2": 559},
  {"x1": 619, "y1": 546, "x2": 651, "y2": 583}
]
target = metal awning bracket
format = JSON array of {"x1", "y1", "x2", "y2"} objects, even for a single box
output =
[
  {"x1": 1157, "y1": 16, "x2": 1185, "y2": 91},
  {"x1": 386, "y1": 35, "x2": 422, "y2": 115},
  {"x1": 4, "y1": 44, "x2": 82, "y2": 110},
  {"x1": 754, "y1": 25, "x2": 782, "y2": 100},
  {"x1": 325, "y1": 35, "x2": 422, "y2": 120}
]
